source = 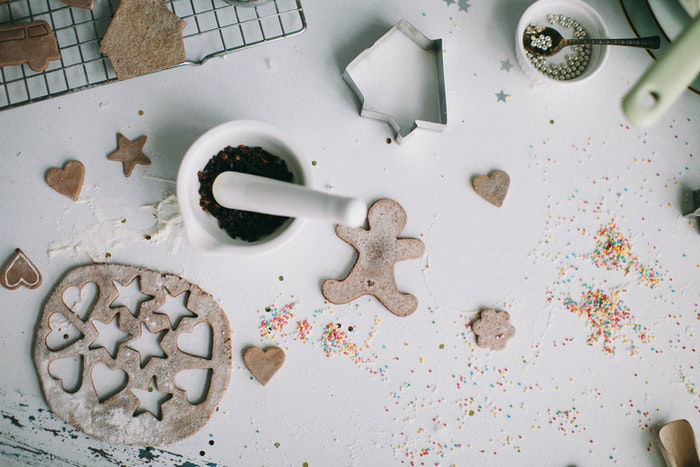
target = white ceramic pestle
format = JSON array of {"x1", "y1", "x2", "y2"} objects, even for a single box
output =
[{"x1": 212, "y1": 171, "x2": 367, "y2": 227}]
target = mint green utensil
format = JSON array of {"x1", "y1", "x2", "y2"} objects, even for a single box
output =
[{"x1": 622, "y1": 14, "x2": 700, "y2": 129}]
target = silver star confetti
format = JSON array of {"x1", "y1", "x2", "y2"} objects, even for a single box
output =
[
  {"x1": 495, "y1": 90, "x2": 510, "y2": 102},
  {"x1": 441, "y1": 0, "x2": 469, "y2": 12},
  {"x1": 500, "y1": 59, "x2": 513, "y2": 72}
]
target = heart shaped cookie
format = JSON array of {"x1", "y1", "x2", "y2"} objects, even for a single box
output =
[
  {"x1": 243, "y1": 346, "x2": 285, "y2": 386},
  {"x1": 1, "y1": 248, "x2": 42, "y2": 290},
  {"x1": 46, "y1": 160, "x2": 85, "y2": 201},
  {"x1": 472, "y1": 170, "x2": 510, "y2": 207}
]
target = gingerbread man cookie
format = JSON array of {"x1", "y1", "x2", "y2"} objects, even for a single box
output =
[
  {"x1": 322, "y1": 199, "x2": 425, "y2": 317},
  {"x1": 472, "y1": 308, "x2": 515, "y2": 350}
]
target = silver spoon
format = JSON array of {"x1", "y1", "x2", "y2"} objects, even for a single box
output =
[{"x1": 523, "y1": 25, "x2": 660, "y2": 57}]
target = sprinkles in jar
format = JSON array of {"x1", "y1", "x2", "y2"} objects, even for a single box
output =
[{"x1": 526, "y1": 14, "x2": 591, "y2": 80}]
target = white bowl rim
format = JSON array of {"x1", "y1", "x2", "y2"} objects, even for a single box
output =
[
  {"x1": 516, "y1": 0, "x2": 610, "y2": 85},
  {"x1": 176, "y1": 120, "x2": 310, "y2": 256}
]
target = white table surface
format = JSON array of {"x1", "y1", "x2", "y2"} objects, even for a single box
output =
[{"x1": 1, "y1": 0, "x2": 699, "y2": 465}]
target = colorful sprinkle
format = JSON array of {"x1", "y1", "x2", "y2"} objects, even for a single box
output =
[
  {"x1": 295, "y1": 319, "x2": 313, "y2": 343},
  {"x1": 564, "y1": 287, "x2": 651, "y2": 355},
  {"x1": 259, "y1": 302, "x2": 296, "y2": 340},
  {"x1": 591, "y1": 221, "x2": 662, "y2": 288},
  {"x1": 321, "y1": 322, "x2": 364, "y2": 365}
]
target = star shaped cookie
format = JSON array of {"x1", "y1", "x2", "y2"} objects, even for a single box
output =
[{"x1": 107, "y1": 133, "x2": 151, "y2": 177}]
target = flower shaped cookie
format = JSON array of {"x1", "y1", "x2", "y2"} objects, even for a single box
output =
[{"x1": 472, "y1": 308, "x2": 515, "y2": 350}]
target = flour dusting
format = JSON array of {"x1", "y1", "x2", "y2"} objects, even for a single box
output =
[{"x1": 48, "y1": 192, "x2": 184, "y2": 261}]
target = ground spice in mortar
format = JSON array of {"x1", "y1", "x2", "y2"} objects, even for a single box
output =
[{"x1": 198, "y1": 145, "x2": 294, "y2": 242}]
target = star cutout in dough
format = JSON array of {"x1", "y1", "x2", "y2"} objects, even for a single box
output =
[
  {"x1": 500, "y1": 59, "x2": 513, "y2": 72},
  {"x1": 89, "y1": 314, "x2": 132, "y2": 358},
  {"x1": 111, "y1": 276, "x2": 154, "y2": 317},
  {"x1": 127, "y1": 323, "x2": 167, "y2": 368},
  {"x1": 154, "y1": 289, "x2": 196, "y2": 330},
  {"x1": 131, "y1": 376, "x2": 172, "y2": 420},
  {"x1": 495, "y1": 90, "x2": 511, "y2": 102},
  {"x1": 107, "y1": 133, "x2": 151, "y2": 177}
]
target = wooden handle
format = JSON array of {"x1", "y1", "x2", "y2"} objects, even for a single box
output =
[{"x1": 658, "y1": 420, "x2": 700, "y2": 467}]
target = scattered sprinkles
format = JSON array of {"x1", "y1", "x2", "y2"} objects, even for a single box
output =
[
  {"x1": 321, "y1": 322, "x2": 365, "y2": 365},
  {"x1": 242, "y1": 131, "x2": 697, "y2": 464},
  {"x1": 259, "y1": 302, "x2": 297, "y2": 340},
  {"x1": 591, "y1": 221, "x2": 663, "y2": 288},
  {"x1": 295, "y1": 319, "x2": 313, "y2": 343},
  {"x1": 548, "y1": 407, "x2": 585, "y2": 436},
  {"x1": 564, "y1": 287, "x2": 651, "y2": 355}
]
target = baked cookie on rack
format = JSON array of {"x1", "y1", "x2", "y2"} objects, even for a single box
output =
[
  {"x1": 62, "y1": 0, "x2": 93, "y2": 9},
  {"x1": 99, "y1": 0, "x2": 186, "y2": 80},
  {"x1": 0, "y1": 20, "x2": 60, "y2": 72}
]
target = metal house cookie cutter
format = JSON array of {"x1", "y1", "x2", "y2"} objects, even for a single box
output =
[{"x1": 343, "y1": 19, "x2": 447, "y2": 144}]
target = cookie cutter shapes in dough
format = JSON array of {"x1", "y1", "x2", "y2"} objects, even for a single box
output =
[
  {"x1": 342, "y1": 19, "x2": 447, "y2": 144},
  {"x1": 33, "y1": 264, "x2": 233, "y2": 446}
]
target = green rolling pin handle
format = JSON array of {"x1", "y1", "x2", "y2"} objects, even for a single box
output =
[{"x1": 622, "y1": 14, "x2": 700, "y2": 130}]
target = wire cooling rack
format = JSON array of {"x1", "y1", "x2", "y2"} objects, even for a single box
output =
[{"x1": 0, "y1": 0, "x2": 306, "y2": 110}]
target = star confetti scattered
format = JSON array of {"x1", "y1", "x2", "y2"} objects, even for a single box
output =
[
  {"x1": 500, "y1": 59, "x2": 513, "y2": 72},
  {"x1": 441, "y1": 0, "x2": 469, "y2": 12},
  {"x1": 495, "y1": 90, "x2": 510, "y2": 102},
  {"x1": 107, "y1": 133, "x2": 151, "y2": 177}
]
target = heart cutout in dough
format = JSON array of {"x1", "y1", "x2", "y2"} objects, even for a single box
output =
[
  {"x1": 472, "y1": 170, "x2": 510, "y2": 207},
  {"x1": 0, "y1": 249, "x2": 42, "y2": 290},
  {"x1": 243, "y1": 346, "x2": 285, "y2": 386},
  {"x1": 46, "y1": 160, "x2": 85, "y2": 201},
  {"x1": 46, "y1": 313, "x2": 84, "y2": 351},
  {"x1": 48, "y1": 356, "x2": 84, "y2": 393},
  {"x1": 177, "y1": 323, "x2": 212, "y2": 359},
  {"x1": 175, "y1": 369, "x2": 212, "y2": 405},
  {"x1": 62, "y1": 282, "x2": 99, "y2": 321},
  {"x1": 91, "y1": 362, "x2": 128, "y2": 403}
]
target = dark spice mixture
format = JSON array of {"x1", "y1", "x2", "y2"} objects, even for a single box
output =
[{"x1": 198, "y1": 145, "x2": 294, "y2": 242}]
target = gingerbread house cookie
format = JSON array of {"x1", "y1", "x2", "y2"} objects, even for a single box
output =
[{"x1": 99, "y1": 0, "x2": 186, "y2": 80}]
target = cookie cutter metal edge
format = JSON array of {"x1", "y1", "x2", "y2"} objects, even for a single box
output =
[{"x1": 342, "y1": 19, "x2": 447, "y2": 144}]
